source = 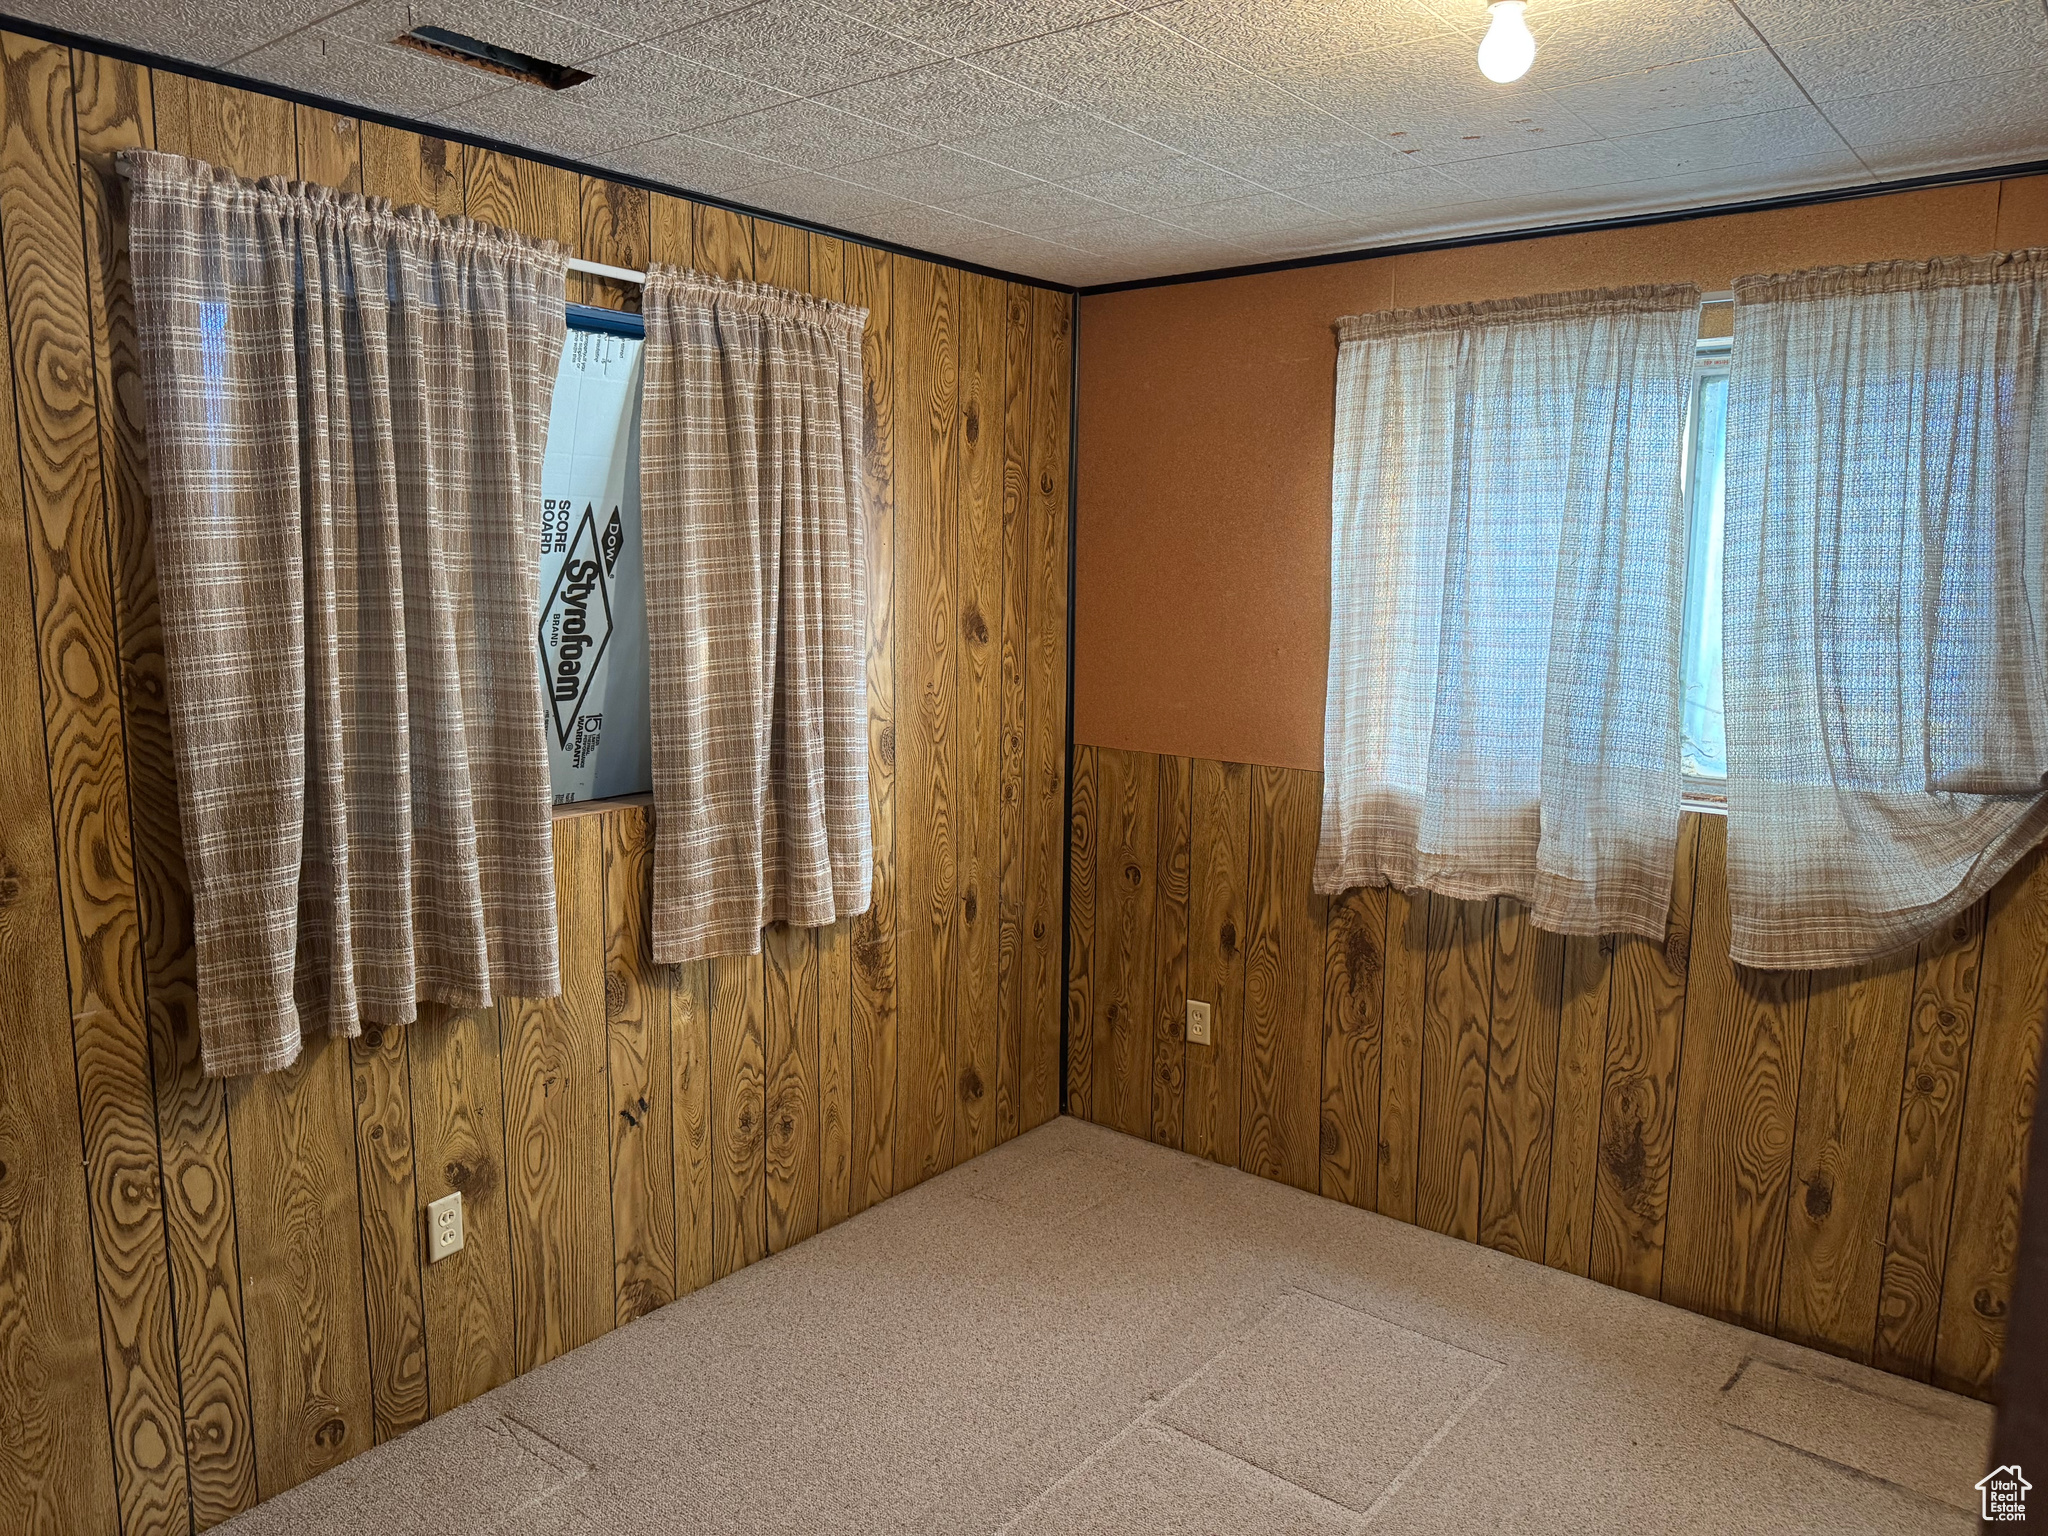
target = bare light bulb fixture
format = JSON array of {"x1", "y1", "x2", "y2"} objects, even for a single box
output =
[{"x1": 1477, "y1": 0, "x2": 1537, "y2": 82}]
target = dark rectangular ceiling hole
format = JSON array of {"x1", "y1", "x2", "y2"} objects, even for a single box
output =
[{"x1": 393, "y1": 26, "x2": 594, "y2": 90}]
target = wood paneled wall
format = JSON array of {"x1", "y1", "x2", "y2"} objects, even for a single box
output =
[
  {"x1": 0, "y1": 33, "x2": 1074, "y2": 1536},
  {"x1": 1066, "y1": 745, "x2": 2045, "y2": 1402}
]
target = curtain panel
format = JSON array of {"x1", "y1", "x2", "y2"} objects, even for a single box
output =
[
  {"x1": 640, "y1": 267, "x2": 871, "y2": 963},
  {"x1": 120, "y1": 149, "x2": 568, "y2": 1077},
  {"x1": 1725, "y1": 250, "x2": 2048, "y2": 968},
  {"x1": 1316, "y1": 284, "x2": 1700, "y2": 937}
]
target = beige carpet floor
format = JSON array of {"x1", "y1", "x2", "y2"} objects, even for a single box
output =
[{"x1": 221, "y1": 1117, "x2": 1993, "y2": 1535}]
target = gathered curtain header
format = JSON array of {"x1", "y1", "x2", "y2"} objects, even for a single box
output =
[
  {"x1": 1732, "y1": 247, "x2": 2048, "y2": 304},
  {"x1": 645, "y1": 262, "x2": 867, "y2": 343},
  {"x1": 1335, "y1": 282, "x2": 1703, "y2": 343}
]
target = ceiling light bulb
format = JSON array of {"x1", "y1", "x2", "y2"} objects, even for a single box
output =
[{"x1": 1477, "y1": 0, "x2": 1536, "y2": 82}]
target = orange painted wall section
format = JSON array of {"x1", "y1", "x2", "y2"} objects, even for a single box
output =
[{"x1": 1075, "y1": 173, "x2": 2048, "y2": 772}]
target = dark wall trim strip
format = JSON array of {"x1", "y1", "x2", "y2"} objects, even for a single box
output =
[
  {"x1": 1080, "y1": 155, "x2": 2048, "y2": 297},
  {"x1": 0, "y1": 11, "x2": 1076, "y2": 296},
  {"x1": 1056, "y1": 293, "x2": 1080, "y2": 1119}
]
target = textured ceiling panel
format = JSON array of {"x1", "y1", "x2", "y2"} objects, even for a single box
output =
[{"x1": 24, "y1": 0, "x2": 2048, "y2": 285}]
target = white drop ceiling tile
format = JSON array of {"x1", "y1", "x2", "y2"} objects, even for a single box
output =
[
  {"x1": 847, "y1": 198, "x2": 1013, "y2": 250},
  {"x1": 945, "y1": 109, "x2": 1169, "y2": 181},
  {"x1": 589, "y1": 132, "x2": 793, "y2": 193},
  {"x1": 654, "y1": 0, "x2": 942, "y2": 94},
  {"x1": 1, "y1": 0, "x2": 336, "y2": 67},
  {"x1": 320, "y1": 1, "x2": 629, "y2": 66},
  {"x1": 741, "y1": 168, "x2": 917, "y2": 226},
  {"x1": 1154, "y1": 103, "x2": 1396, "y2": 178},
  {"x1": 936, "y1": 227, "x2": 1096, "y2": 280},
  {"x1": 234, "y1": 26, "x2": 504, "y2": 117},
  {"x1": 1615, "y1": 106, "x2": 1858, "y2": 178},
  {"x1": 834, "y1": 142, "x2": 1041, "y2": 202},
  {"x1": 1504, "y1": 0, "x2": 1763, "y2": 88},
  {"x1": 1156, "y1": 190, "x2": 1335, "y2": 239},
  {"x1": 1140, "y1": 0, "x2": 1455, "y2": 76},
  {"x1": 1290, "y1": 161, "x2": 1502, "y2": 217},
  {"x1": 1358, "y1": 95, "x2": 1605, "y2": 166},
  {"x1": 827, "y1": 0, "x2": 1130, "y2": 55},
  {"x1": 1270, "y1": 33, "x2": 1503, "y2": 117},
  {"x1": 1057, "y1": 209, "x2": 1249, "y2": 257},
  {"x1": 1771, "y1": 0, "x2": 2048, "y2": 103},
  {"x1": 969, "y1": 9, "x2": 1260, "y2": 126},
  {"x1": 1545, "y1": 51, "x2": 1808, "y2": 138},
  {"x1": 1436, "y1": 136, "x2": 1660, "y2": 198},
  {"x1": 1061, "y1": 153, "x2": 1263, "y2": 213},
  {"x1": 1244, "y1": 137, "x2": 1437, "y2": 189},
  {"x1": 543, "y1": 42, "x2": 791, "y2": 134},
  {"x1": 692, "y1": 99, "x2": 928, "y2": 170},
  {"x1": 1738, "y1": 0, "x2": 1989, "y2": 44},
  {"x1": 815, "y1": 59, "x2": 1064, "y2": 142},
  {"x1": 1822, "y1": 67, "x2": 2048, "y2": 167},
  {"x1": 937, "y1": 177, "x2": 1130, "y2": 231},
  {"x1": 437, "y1": 83, "x2": 661, "y2": 159},
  {"x1": 521, "y1": 0, "x2": 760, "y2": 44}
]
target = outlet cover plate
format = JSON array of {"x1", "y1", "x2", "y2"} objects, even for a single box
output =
[
  {"x1": 427, "y1": 1190, "x2": 465, "y2": 1263},
  {"x1": 1187, "y1": 999, "x2": 1213, "y2": 1046}
]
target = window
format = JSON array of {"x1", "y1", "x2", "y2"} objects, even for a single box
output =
[
  {"x1": 537, "y1": 304, "x2": 651, "y2": 804},
  {"x1": 1678, "y1": 337, "x2": 1729, "y2": 798}
]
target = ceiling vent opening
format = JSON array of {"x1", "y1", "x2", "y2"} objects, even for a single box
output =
[{"x1": 393, "y1": 26, "x2": 593, "y2": 90}]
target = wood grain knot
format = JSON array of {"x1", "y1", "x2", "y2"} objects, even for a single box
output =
[
  {"x1": 1031, "y1": 918, "x2": 1045, "y2": 940},
  {"x1": 964, "y1": 400, "x2": 980, "y2": 443},
  {"x1": 313, "y1": 1417, "x2": 348, "y2": 1450},
  {"x1": 1345, "y1": 926, "x2": 1382, "y2": 990},
  {"x1": 1122, "y1": 861, "x2": 1142, "y2": 889},
  {"x1": 962, "y1": 886, "x2": 978, "y2": 922},
  {"x1": 1599, "y1": 934, "x2": 1617, "y2": 957},
  {"x1": 1601, "y1": 1103, "x2": 1648, "y2": 1195},
  {"x1": 1915, "y1": 1071, "x2": 1937, "y2": 1095},
  {"x1": 1663, "y1": 930, "x2": 1689, "y2": 970},
  {"x1": 0, "y1": 859, "x2": 18, "y2": 908},
  {"x1": 362, "y1": 1025, "x2": 384, "y2": 1049},
  {"x1": 1218, "y1": 921, "x2": 1237, "y2": 958},
  {"x1": 958, "y1": 1064, "x2": 984, "y2": 1102},
  {"x1": 960, "y1": 603, "x2": 989, "y2": 644},
  {"x1": 606, "y1": 971, "x2": 628, "y2": 1020},
  {"x1": 1936, "y1": 1009, "x2": 1961, "y2": 1035},
  {"x1": 0, "y1": 1159, "x2": 7, "y2": 1183},
  {"x1": 1974, "y1": 1286, "x2": 2008, "y2": 1321},
  {"x1": 1319, "y1": 1118, "x2": 1340, "y2": 1157},
  {"x1": 878, "y1": 723, "x2": 896, "y2": 768},
  {"x1": 1803, "y1": 1174, "x2": 1833, "y2": 1221}
]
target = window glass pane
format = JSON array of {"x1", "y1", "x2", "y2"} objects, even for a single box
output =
[
  {"x1": 1679, "y1": 363, "x2": 1727, "y2": 782},
  {"x1": 537, "y1": 307, "x2": 651, "y2": 804}
]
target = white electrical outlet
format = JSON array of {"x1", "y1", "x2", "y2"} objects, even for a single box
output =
[
  {"x1": 427, "y1": 1191, "x2": 464, "y2": 1263},
  {"x1": 1186, "y1": 999, "x2": 1213, "y2": 1046}
]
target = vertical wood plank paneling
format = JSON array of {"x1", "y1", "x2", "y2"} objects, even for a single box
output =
[
  {"x1": 1590, "y1": 814, "x2": 1700, "y2": 1299},
  {"x1": 1545, "y1": 934, "x2": 1614, "y2": 1277},
  {"x1": 1152, "y1": 753, "x2": 1192, "y2": 1150},
  {"x1": 1242, "y1": 767, "x2": 1323, "y2": 1193},
  {"x1": 994, "y1": 282, "x2": 1033, "y2": 1146},
  {"x1": 955, "y1": 270, "x2": 1004, "y2": 1165},
  {"x1": 293, "y1": 101, "x2": 359, "y2": 188},
  {"x1": 670, "y1": 959, "x2": 715, "y2": 1297},
  {"x1": 1936, "y1": 849, "x2": 2048, "y2": 1395},
  {"x1": 750, "y1": 215, "x2": 807, "y2": 293},
  {"x1": 0, "y1": 51, "x2": 119, "y2": 1525},
  {"x1": 693, "y1": 203, "x2": 753, "y2": 282},
  {"x1": 1065, "y1": 744, "x2": 1098, "y2": 1120},
  {"x1": 764, "y1": 924, "x2": 820, "y2": 1253},
  {"x1": 1417, "y1": 897, "x2": 1494, "y2": 1243},
  {"x1": 894, "y1": 257, "x2": 959, "y2": 1191},
  {"x1": 576, "y1": 177, "x2": 648, "y2": 310},
  {"x1": 605, "y1": 806, "x2": 675, "y2": 1322},
  {"x1": 359, "y1": 121, "x2": 461, "y2": 214},
  {"x1": 410, "y1": 1004, "x2": 517, "y2": 1417},
  {"x1": 1184, "y1": 758, "x2": 1250, "y2": 1168},
  {"x1": 1092, "y1": 748, "x2": 1159, "y2": 1136},
  {"x1": 83, "y1": 43, "x2": 256, "y2": 1534},
  {"x1": 1664, "y1": 817, "x2": 1810, "y2": 1330},
  {"x1": 153, "y1": 73, "x2": 294, "y2": 178},
  {"x1": 501, "y1": 815, "x2": 610, "y2": 1373},
  {"x1": 1481, "y1": 901, "x2": 1564, "y2": 1262},
  {"x1": 1874, "y1": 901, "x2": 1986, "y2": 1380},
  {"x1": 1320, "y1": 886, "x2": 1385, "y2": 1209},
  {"x1": 845, "y1": 243, "x2": 898, "y2": 1214},
  {"x1": 1378, "y1": 888, "x2": 1429, "y2": 1224},
  {"x1": 1778, "y1": 954, "x2": 1914, "y2": 1362},
  {"x1": 464, "y1": 148, "x2": 575, "y2": 246},
  {"x1": 811, "y1": 231, "x2": 854, "y2": 1238},
  {"x1": 711, "y1": 950, "x2": 768, "y2": 1280},
  {"x1": 1020, "y1": 290, "x2": 1072, "y2": 1132},
  {"x1": 1, "y1": 34, "x2": 186, "y2": 1533}
]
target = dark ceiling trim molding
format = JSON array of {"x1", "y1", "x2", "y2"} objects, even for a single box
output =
[
  {"x1": 1080, "y1": 155, "x2": 2048, "y2": 297},
  {"x1": 0, "y1": 10, "x2": 1081, "y2": 295}
]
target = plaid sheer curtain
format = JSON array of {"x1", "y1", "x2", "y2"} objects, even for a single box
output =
[
  {"x1": 1725, "y1": 250, "x2": 2048, "y2": 968},
  {"x1": 121, "y1": 149, "x2": 568, "y2": 1076},
  {"x1": 640, "y1": 267, "x2": 871, "y2": 963},
  {"x1": 1315, "y1": 285, "x2": 1700, "y2": 937}
]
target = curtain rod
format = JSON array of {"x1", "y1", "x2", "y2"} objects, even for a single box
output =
[
  {"x1": 568, "y1": 256, "x2": 647, "y2": 285},
  {"x1": 1701, "y1": 290, "x2": 1733, "y2": 305}
]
